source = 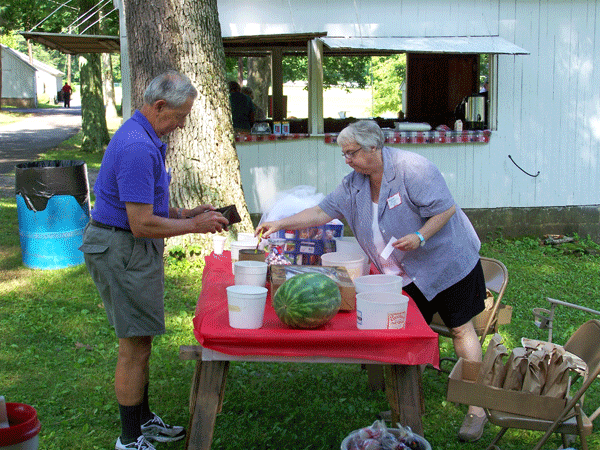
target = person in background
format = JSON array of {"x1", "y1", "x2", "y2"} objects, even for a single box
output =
[
  {"x1": 241, "y1": 86, "x2": 266, "y2": 121},
  {"x1": 228, "y1": 81, "x2": 255, "y2": 132},
  {"x1": 255, "y1": 119, "x2": 489, "y2": 443},
  {"x1": 61, "y1": 82, "x2": 72, "y2": 108},
  {"x1": 79, "y1": 71, "x2": 229, "y2": 450}
]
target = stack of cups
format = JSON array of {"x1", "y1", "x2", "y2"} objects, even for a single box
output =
[
  {"x1": 353, "y1": 274, "x2": 408, "y2": 330},
  {"x1": 227, "y1": 260, "x2": 268, "y2": 329}
]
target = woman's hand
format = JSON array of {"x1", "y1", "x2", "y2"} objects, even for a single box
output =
[
  {"x1": 255, "y1": 221, "x2": 282, "y2": 239},
  {"x1": 393, "y1": 234, "x2": 421, "y2": 251}
]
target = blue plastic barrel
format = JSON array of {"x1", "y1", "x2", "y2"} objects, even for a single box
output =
[{"x1": 15, "y1": 160, "x2": 90, "y2": 270}]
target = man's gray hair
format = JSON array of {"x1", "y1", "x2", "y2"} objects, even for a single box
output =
[
  {"x1": 143, "y1": 71, "x2": 198, "y2": 107},
  {"x1": 337, "y1": 120, "x2": 384, "y2": 151}
]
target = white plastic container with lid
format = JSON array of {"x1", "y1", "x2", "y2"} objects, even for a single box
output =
[
  {"x1": 353, "y1": 274, "x2": 403, "y2": 294},
  {"x1": 230, "y1": 240, "x2": 259, "y2": 271},
  {"x1": 320, "y1": 251, "x2": 368, "y2": 280}
]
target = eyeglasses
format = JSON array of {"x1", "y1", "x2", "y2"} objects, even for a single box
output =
[{"x1": 341, "y1": 147, "x2": 362, "y2": 159}]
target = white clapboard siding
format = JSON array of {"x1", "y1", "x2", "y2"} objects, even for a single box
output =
[{"x1": 223, "y1": 0, "x2": 600, "y2": 213}]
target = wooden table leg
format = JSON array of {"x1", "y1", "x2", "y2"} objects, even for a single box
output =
[
  {"x1": 185, "y1": 360, "x2": 229, "y2": 450},
  {"x1": 384, "y1": 364, "x2": 424, "y2": 436}
]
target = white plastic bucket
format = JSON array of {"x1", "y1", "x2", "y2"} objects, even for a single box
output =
[
  {"x1": 237, "y1": 232, "x2": 255, "y2": 241},
  {"x1": 234, "y1": 261, "x2": 268, "y2": 287},
  {"x1": 353, "y1": 274, "x2": 403, "y2": 294},
  {"x1": 356, "y1": 292, "x2": 409, "y2": 329},
  {"x1": 230, "y1": 240, "x2": 259, "y2": 271},
  {"x1": 0, "y1": 403, "x2": 41, "y2": 450},
  {"x1": 226, "y1": 285, "x2": 268, "y2": 329},
  {"x1": 320, "y1": 251, "x2": 368, "y2": 280},
  {"x1": 334, "y1": 237, "x2": 370, "y2": 274}
]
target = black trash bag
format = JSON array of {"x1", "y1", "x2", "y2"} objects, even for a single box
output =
[{"x1": 15, "y1": 160, "x2": 89, "y2": 212}]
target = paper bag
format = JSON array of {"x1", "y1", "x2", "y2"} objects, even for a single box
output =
[
  {"x1": 521, "y1": 348, "x2": 549, "y2": 395},
  {"x1": 477, "y1": 333, "x2": 508, "y2": 387},
  {"x1": 502, "y1": 347, "x2": 530, "y2": 391}
]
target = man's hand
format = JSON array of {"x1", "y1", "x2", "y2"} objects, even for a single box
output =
[{"x1": 190, "y1": 210, "x2": 229, "y2": 234}]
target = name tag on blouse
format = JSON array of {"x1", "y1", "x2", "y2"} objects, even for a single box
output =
[{"x1": 387, "y1": 193, "x2": 402, "y2": 209}]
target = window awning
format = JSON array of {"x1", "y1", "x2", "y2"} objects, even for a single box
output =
[
  {"x1": 20, "y1": 31, "x2": 120, "y2": 54},
  {"x1": 320, "y1": 36, "x2": 529, "y2": 55}
]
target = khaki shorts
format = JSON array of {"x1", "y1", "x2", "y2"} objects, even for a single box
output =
[{"x1": 80, "y1": 223, "x2": 166, "y2": 338}]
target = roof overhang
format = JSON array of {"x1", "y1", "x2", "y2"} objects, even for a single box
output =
[
  {"x1": 222, "y1": 32, "x2": 327, "y2": 57},
  {"x1": 321, "y1": 36, "x2": 529, "y2": 55},
  {"x1": 20, "y1": 31, "x2": 120, "y2": 54}
]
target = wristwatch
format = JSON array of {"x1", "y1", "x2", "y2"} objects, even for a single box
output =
[{"x1": 415, "y1": 231, "x2": 426, "y2": 247}]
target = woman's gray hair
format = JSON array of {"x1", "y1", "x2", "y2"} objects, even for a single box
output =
[
  {"x1": 143, "y1": 71, "x2": 198, "y2": 108},
  {"x1": 337, "y1": 120, "x2": 384, "y2": 151}
]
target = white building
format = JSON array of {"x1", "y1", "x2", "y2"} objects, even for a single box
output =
[
  {"x1": 1, "y1": 45, "x2": 64, "y2": 108},
  {"x1": 216, "y1": 0, "x2": 600, "y2": 240}
]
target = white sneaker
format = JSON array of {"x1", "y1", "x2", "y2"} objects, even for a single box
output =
[
  {"x1": 141, "y1": 412, "x2": 186, "y2": 443},
  {"x1": 115, "y1": 435, "x2": 157, "y2": 450}
]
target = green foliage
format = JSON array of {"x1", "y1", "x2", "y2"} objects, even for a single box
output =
[{"x1": 371, "y1": 54, "x2": 406, "y2": 116}]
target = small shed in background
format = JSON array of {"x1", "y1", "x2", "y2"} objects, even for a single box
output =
[{"x1": 1, "y1": 44, "x2": 64, "y2": 108}]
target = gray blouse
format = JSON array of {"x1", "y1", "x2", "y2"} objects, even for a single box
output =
[{"x1": 319, "y1": 146, "x2": 481, "y2": 301}]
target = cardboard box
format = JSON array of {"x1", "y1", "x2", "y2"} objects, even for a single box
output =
[
  {"x1": 431, "y1": 304, "x2": 513, "y2": 332},
  {"x1": 270, "y1": 265, "x2": 356, "y2": 311},
  {"x1": 446, "y1": 358, "x2": 568, "y2": 421}
]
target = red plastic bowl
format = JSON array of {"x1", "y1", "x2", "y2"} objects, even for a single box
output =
[{"x1": 0, "y1": 403, "x2": 41, "y2": 445}]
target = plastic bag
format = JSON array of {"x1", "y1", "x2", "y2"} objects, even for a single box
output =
[
  {"x1": 259, "y1": 185, "x2": 325, "y2": 223},
  {"x1": 345, "y1": 420, "x2": 429, "y2": 450}
]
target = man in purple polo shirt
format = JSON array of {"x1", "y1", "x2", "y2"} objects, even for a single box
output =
[{"x1": 80, "y1": 71, "x2": 229, "y2": 450}]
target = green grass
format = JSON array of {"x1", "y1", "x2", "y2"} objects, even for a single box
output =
[{"x1": 1, "y1": 134, "x2": 600, "y2": 449}]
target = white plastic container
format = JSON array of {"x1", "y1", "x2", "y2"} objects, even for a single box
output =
[
  {"x1": 0, "y1": 402, "x2": 41, "y2": 450},
  {"x1": 230, "y1": 240, "x2": 259, "y2": 271},
  {"x1": 234, "y1": 261, "x2": 268, "y2": 287},
  {"x1": 237, "y1": 232, "x2": 255, "y2": 241},
  {"x1": 353, "y1": 274, "x2": 403, "y2": 294},
  {"x1": 226, "y1": 285, "x2": 268, "y2": 329},
  {"x1": 356, "y1": 292, "x2": 409, "y2": 330},
  {"x1": 334, "y1": 237, "x2": 370, "y2": 275},
  {"x1": 320, "y1": 251, "x2": 368, "y2": 280}
]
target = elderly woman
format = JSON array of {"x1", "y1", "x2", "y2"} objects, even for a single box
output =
[{"x1": 255, "y1": 119, "x2": 488, "y2": 442}]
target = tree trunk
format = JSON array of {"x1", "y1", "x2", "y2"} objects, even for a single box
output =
[
  {"x1": 102, "y1": 53, "x2": 118, "y2": 119},
  {"x1": 100, "y1": 9, "x2": 117, "y2": 119},
  {"x1": 79, "y1": 0, "x2": 110, "y2": 152},
  {"x1": 247, "y1": 57, "x2": 271, "y2": 119},
  {"x1": 125, "y1": 0, "x2": 253, "y2": 251}
]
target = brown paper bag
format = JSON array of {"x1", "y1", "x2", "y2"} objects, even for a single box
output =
[
  {"x1": 542, "y1": 346, "x2": 574, "y2": 398},
  {"x1": 502, "y1": 347, "x2": 530, "y2": 391},
  {"x1": 522, "y1": 348, "x2": 549, "y2": 395},
  {"x1": 477, "y1": 333, "x2": 508, "y2": 387}
]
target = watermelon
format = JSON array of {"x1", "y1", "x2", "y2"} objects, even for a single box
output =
[{"x1": 272, "y1": 273, "x2": 342, "y2": 329}]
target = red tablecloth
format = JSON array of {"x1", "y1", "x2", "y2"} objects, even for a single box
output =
[{"x1": 193, "y1": 252, "x2": 439, "y2": 366}]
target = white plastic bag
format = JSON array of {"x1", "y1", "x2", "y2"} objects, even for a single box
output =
[{"x1": 259, "y1": 185, "x2": 325, "y2": 224}]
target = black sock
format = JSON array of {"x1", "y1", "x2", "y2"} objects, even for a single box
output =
[
  {"x1": 140, "y1": 383, "x2": 153, "y2": 425},
  {"x1": 118, "y1": 403, "x2": 142, "y2": 445}
]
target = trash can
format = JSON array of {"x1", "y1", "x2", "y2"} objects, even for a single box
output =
[
  {"x1": 15, "y1": 160, "x2": 90, "y2": 270},
  {"x1": 0, "y1": 403, "x2": 41, "y2": 450}
]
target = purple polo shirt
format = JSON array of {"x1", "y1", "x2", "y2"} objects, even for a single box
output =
[{"x1": 91, "y1": 110, "x2": 170, "y2": 229}]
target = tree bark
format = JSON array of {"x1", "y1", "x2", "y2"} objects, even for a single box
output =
[
  {"x1": 247, "y1": 56, "x2": 271, "y2": 119},
  {"x1": 125, "y1": 0, "x2": 253, "y2": 251},
  {"x1": 79, "y1": 0, "x2": 110, "y2": 152}
]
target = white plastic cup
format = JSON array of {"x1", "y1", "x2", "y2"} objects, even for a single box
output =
[
  {"x1": 320, "y1": 251, "x2": 368, "y2": 280},
  {"x1": 212, "y1": 235, "x2": 227, "y2": 255},
  {"x1": 230, "y1": 240, "x2": 259, "y2": 271},
  {"x1": 234, "y1": 261, "x2": 268, "y2": 287},
  {"x1": 226, "y1": 285, "x2": 268, "y2": 329},
  {"x1": 356, "y1": 291, "x2": 409, "y2": 329},
  {"x1": 353, "y1": 274, "x2": 403, "y2": 294}
]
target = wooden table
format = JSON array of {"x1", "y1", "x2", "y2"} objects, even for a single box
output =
[{"x1": 183, "y1": 252, "x2": 439, "y2": 450}]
